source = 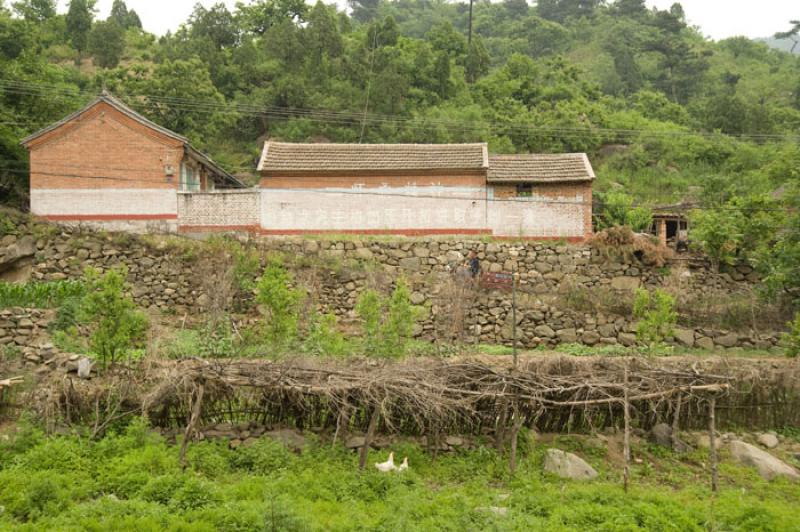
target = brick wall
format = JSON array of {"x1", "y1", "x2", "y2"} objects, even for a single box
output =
[
  {"x1": 488, "y1": 182, "x2": 593, "y2": 238},
  {"x1": 177, "y1": 190, "x2": 261, "y2": 231},
  {"x1": 27, "y1": 101, "x2": 184, "y2": 226}
]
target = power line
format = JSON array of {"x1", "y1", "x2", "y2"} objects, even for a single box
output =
[{"x1": 2, "y1": 79, "x2": 799, "y2": 142}]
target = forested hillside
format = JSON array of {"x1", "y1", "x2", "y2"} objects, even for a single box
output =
[{"x1": 1, "y1": 0, "x2": 800, "y2": 298}]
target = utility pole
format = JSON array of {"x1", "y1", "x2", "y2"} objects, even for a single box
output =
[
  {"x1": 468, "y1": 0, "x2": 473, "y2": 46},
  {"x1": 512, "y1": 266, "x2": 517, "y2": 368}
]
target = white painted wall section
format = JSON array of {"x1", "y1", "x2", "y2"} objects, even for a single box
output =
[
  {"x1": 260, "y1": 187, "x2": 488, "y2": 231},
  {"x1": 487, "y1": 191, "x2": 587, "y2": 237},
  {"x1": 30, "y1": 189, "x2": 178, "y2": 216}
]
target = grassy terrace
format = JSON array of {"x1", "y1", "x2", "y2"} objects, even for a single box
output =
[{"x1": 0, "y1": 420, "x2": 798, "y2": 531}]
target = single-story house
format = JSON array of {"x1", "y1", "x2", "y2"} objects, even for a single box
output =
[
  {"x1": 257, "y1": 142, "x2": 595, "y2": 238},
  {"x1": 21, "y1": 92, "x2": 244, "y2": 233}
]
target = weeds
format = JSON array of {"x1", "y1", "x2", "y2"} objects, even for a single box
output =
[
  {"x1": 783, "y1": 313, "x2": 800, "y2": 358},
  {"x1": 0, "y1": 280, "x2": 86, "y2": 309},
  {"x1": 355, "y1": 278, "x2": 418, "y2": 357},
  {"x1": 633, "y1": 288, "x2": 677, "y2": 349}
]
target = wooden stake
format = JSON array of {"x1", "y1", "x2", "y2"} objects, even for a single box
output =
[
  {"x1": 623, "y1": 361, "x2": 631, "y2": 493},
  {"x1": 671, "y1": 393, "x2": 682, "y2": 451},
  {"x1": 332, "y1": 406, "x2": 351, "y2": 448},
  {"x1": 359, "y1": 406, "x2": 380, "y2": 470},
  {"x1": 709, "y1": 396, "x2": 719, "y2": 492},
  {"x1": 180, "y1": 383, "x2": 205, "y2": 469},
  {"x1": 509, "y1": 407, "x2": 526, "y2": 475},
  {"x1": 496, "y1": 399, "x2": 509, "y2": 453}
]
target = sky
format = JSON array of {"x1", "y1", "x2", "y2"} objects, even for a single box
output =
[{"x1": 55, "y1": 0, "x2": 797, "y2": 41}]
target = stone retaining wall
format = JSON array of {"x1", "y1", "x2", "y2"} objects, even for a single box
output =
[{"x1": 2, "y1": 226, "x2": 785, "y2": 350}]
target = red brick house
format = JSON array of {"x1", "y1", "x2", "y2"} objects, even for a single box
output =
[{"x1": 22, "y1": 92, "x2": 242, "y2": 232}]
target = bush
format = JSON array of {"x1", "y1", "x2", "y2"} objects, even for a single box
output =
[
  {"x1": 783, "y1": 313, "x2": 800, "y2": 358},
  {"x1": 633, "y1": 289, "x2": 677, "y2": 348},
  {"x1": 690, "y1": 208, "x2": 743, "y2": 272},
  {"x1": 255, "y1": 258, "x2": 304, "y2": 349},
  {"x1": 595, "y1": 191, "x2": 653, "y2": 232},
  {"x1": 304, "y1": 312, "x2": 348, "y2": 357},
  {"x1": 82, "y1": 266, "x2": 148, "y2": 368},
  {"x1": 355, "y1": 279, "x2": 418, "y2": 358}
]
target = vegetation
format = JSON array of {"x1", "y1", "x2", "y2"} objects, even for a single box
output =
[
  {"x1": 0, "y1": 419, "x2": 798, "y2": 530},
  {"x1": 784, "y1": 313, "x2": 800, "y2": 358},
  {"x1": 356, "y1": 279, "x2": 418, "y2": 357},
  {"x1": 254, "y1": 258, "x2": 304, "y2": 349},
  {"x1": 0, "y1": 280, "x2": 85, "y2": 308},
  {"x1": 633, "y1": 288, "x2": 677, "y2": 348}
]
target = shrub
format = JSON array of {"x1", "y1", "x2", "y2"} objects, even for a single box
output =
[
  {"x1": 82, "y1": 266, "x2": 148, "y2": 368},
  {"x1": 355, "y1": 279, "x2": 418, "y2": 358},
  {"x1": 304, "y1": 312, "x2": 348, "y2": 357},
  {"x1": 633, "y1": 288, "x2": 677, "y2": 347},
  {"x1": 255, "y1": 258, "x2": 304, "y2": 349},
  {"x1": 690, "y1": 208, "x2": 743, "y2": 272},
  {"x1": 595, "y1": 191, "x2": 653, "y2": 232},
  {"x1": 783, "y1": 313, "x2": 800, "y2": 358}
]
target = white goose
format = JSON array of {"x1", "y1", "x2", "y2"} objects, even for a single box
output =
[
  {"x1": 397, "y1": 457, "x2": 409, "y2": 472},
  {"x1": 375, "y1": 452, "x2": 396, "y2": 473}
]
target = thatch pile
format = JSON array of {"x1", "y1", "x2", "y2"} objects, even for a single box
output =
[{"x1": 30, "y1": 355, "x2": 800, "y2": 440}]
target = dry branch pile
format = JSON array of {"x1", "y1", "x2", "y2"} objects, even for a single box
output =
[{"x1": 29, "y1": 355, "x2": 800, "y2": 440}]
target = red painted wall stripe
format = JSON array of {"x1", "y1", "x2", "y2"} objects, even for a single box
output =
[{"x1": 41, "y1": 214, "x2": 177, "y2": 221}]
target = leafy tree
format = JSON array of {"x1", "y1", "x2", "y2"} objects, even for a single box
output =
[
  {"x1": 89, "y1": 20, "x2": 125, "y2": 69},
  {"x1": 305, "y1": 0, "x2": 343, "y2": 65},
  {"x1": 12, "y1": 0, "x2": 55, "y2": 22},
  {"x1": 633, "y1": 288, "x2": 677, "y2": 348},
  {"x1": 109, "y1": 0, "x2": 142, "y2": 30},
  {"x1": 690, "y1": 208, "x2": 743, "y2": 272},
  {"x1": 774, "y1": 20, "x2": 800, "y2": 54},
  {"x1": 187, "y1": 2, "x2": 238, "y2": 50},
  {"x1": 465, "y1": 35, "x2": 490, "y2": 83},
  {"x1": 82, "y1": 266, "x2": 148, "y2": 368},
  {"x1": 537, "y1": 0, "x2": 600, "y2": 23},
  {"x1": 783, "y1": 312, "x2": 800, "y2": 357},
  {"x1": 355, "y1": 279, "x2": 417, "y2": 358},
  {"x1": 596, "y1": 190, "x2": 652, "y2": 232},
  {"x1": 66, "y1": 0, "x2": 95, "y2": 62},
  {"x1": 236, "y1": 0, "x2": 307, "y2": 35},
  {"x1": 254, "y1": 258, "x2": 303, "y2": 348}
]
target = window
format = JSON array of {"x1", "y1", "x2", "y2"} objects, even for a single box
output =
[
  {"x1": 516, "y1": 183, "x2": 533, "y2": 197},
  {"x1": 182, "y1": 163, "x2": 200, "y2": 192}
]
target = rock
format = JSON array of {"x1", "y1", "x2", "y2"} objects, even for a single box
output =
[
  {"x1": 581, "y1": 331, "x2": 600, "y2": 345},
  {"x1": 534, "y1": 325, "x2": 555, "y2": 338},
  {"x1": 649, "y1": 423, "x2": 673, "y2": 448},
  {"x1": 345, "y1": 436, "x2": 366, "y2": 449},
  {"x1": 729, "y1": 440, "x2": 800, "y2": 481},
  {"x1": 757, "y1": 433, "x2": 779, "y2": 449},
  {"x1": 610, "y1": 276, "x2": 640, "y2": 291},
  {"x1": 196, "y1": 294, "x2": 210, "y2": 308},
  {"x1": 695, "y1": 434, "x2": 722, "y2": 450},
  {"x1": 229, "y1": 439, "x2": 242, "y2": 449},
  {"x1": 445, "y1": 436, "x2": 464, "y2": 447},
  {"x1": 673, "y1": 328, "x2": 695, "y2": 348},
  {"x1": 410, "y1": 292, "x2": 426, "y2": 305},
  {"x1": 556, "y1": 328, "x2": 578, "y2": 344},
  {"x1": 265, "y1": 429, "x2": 306, "y2": 451},
  {"x1": 354, "y1": 247, "x2": 373, "y2": 260},
  {"x1": 476, "y1": 506, "x2": 508, "y2": 517},
  {"x1": 542, "y1": 448, "x2": 598, "y2": 480},
  {"x1": 618, "y1": 333, "x2": 637, "y2": 347},
  {"x1": 695, "y1": 336, "x2": 715, "y2": 350},
  {"x1": 715, "y1": 333, "x2": 739, "y2": 348},
  {"x1": 412, "y1": 247, "x2": 430, "y2": 258},
  {"x1": 399, "y1": 257, "x2": 421, "y2": 271},
  {"x1": 77, "y1": 358, "x2": 92, "y2": 379}
]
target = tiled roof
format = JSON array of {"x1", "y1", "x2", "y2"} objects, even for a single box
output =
[
  {"x1": 258, "y1": 142, "x2": 489, "y2": 172},
  {"x1": 487, "y1": 153, "x2": 595, "y2": 183}
]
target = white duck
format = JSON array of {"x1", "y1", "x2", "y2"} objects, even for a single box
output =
[
  {"x1": 375, "y1": 452, "x2": 396, "y2": 473},
  {"x1": 396, "y1": 457, "x2": 409, "y2": 472}
]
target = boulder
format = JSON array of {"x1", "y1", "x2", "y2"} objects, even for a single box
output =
[
  {"x1": 695, "y1": 336, "x2": 715, "y2": 350},
  {"x1": 757, "y1": 433, "x2": 779, "y2": 449},
  {"x1": 581, "y1": 331, "x2": 601, "y2": 346},
  {"x1": 399, "y1": 257, "x2": 421, "y2": 271},
  {"x1": 534, "y1": 325, "x2": 555, "y2": 338},
  {"x1": 649, "y1": 423, "x2": 673, "y2": 448},
  {"x1": 265, "y1": 429, "x2": 307, "y2": 451},
  {"x1": 542, "y1": 448, "x2": 598, "y2": 480},
  {"x1": 618, "y1": 333, "x2": 637, "y2": 347},
  {"x1": 556, "y1": 328, "x2": 578, "y2": 344},
  {"x1": 715, "y1": 333, "x2": 739, "y2": 348},
  {"x1": 729, "y1": 440, "x2": 800, "y2": 481},
  {"x1": 610, "y1": 276, "x2": 640, "y2": 291},
  {"x1": 673, "y1": 328, "x2": 695, "y2": 348}
]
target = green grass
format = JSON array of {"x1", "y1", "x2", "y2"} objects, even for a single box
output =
[
  {"x1": 1, "y1": 420, "x2": 798, "y2": 531},
  {"x1": 0, "y1": 281, "x2": 86, "y2": 309}
]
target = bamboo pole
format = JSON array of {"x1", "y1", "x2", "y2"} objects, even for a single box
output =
[
  {"x1": 180, "y1": 383, "x2": 205, "y2": 469},
  {"x1": 359, "y1": 407, "x2": 380, "y2": 470},
  {"x1": 623, "y1": 361, "x2": 631, "y2": 493},
  {"x1": 509, "y1": 407, "x2": 526, "y2": 475},
  {"x1": 709, "y1": 396, "x2": 719, "y2": 492}
]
